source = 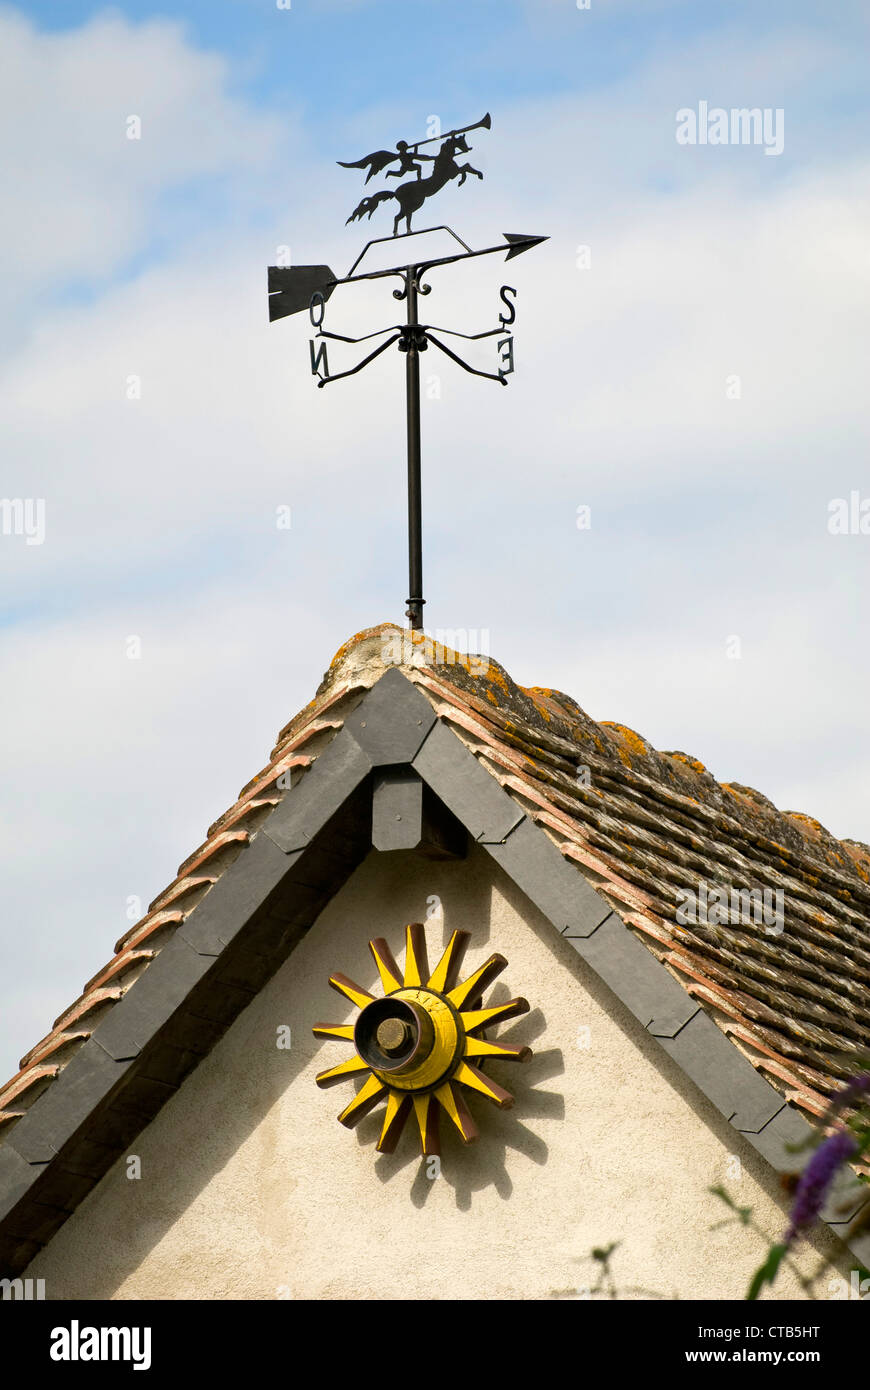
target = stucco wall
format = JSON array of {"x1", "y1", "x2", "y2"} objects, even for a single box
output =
[{"x1": 26, "y1": 841, "x2": 850, "y2": 1300}]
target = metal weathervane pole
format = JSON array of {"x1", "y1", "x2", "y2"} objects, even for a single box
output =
[
  {"x1": 403, "y1": 270, "x2": 424, "y2": 627},
  {"x1": 266, "y1": 112, "x2": 547, "y2": 630}
]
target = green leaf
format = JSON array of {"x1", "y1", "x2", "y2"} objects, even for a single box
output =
[{"x1": 746, "y1": 1244, "x2": 788, "y2": 1302}]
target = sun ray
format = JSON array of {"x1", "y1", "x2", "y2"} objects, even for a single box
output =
[
  {"x1": 454, "y1": 1060, "x2": 515, "y2": 1109},
  {"x1": 434, "y1": 1080, "x2": 479, "y2": 1143},
  {"x1": 312, "y1": 1023, "x2": 355, "y2": 1042},
  {"x1": 447, "y1": 953, "x2": 508, "y2": 1009},
  {"x1": 460, "y1": 997, "x2": 530, "y2": 1033},
  {"x1": 316, "y1": 1055, "x2": 370, "y2": 1088},
  {"x1": 338, "y1": 1074, "x2": 387, "y2": 1128},
  {"x1": 464, "y1": 1037, "x2": 531, "y2": 1063},
  {"x1": 329, "y1": 972, "x2": 376, "y2": 1010},
  {"x1": 412, "y1": 1093, "x2": 440, "y2": 1155},
  {"x1": 403, "y1": 923, "x2": 429, "y2": 987},
  {"x1": 369, "y1": 937, "x2": 403, "y2": 993},
  {"x1": 426, "y1": 929, "x2": 471, "y2": 993},
  {"x1": 377, "y1": 1092, "x2": 413, "y2": 1153}
]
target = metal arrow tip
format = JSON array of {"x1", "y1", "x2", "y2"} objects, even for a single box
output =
[{"x1": 502, "y1": 233, "x2": 549, "y2": 260}]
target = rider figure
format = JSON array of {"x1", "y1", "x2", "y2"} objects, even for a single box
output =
[{"x1": 385, "y1": 140, "x2": 436, "y2": 181}]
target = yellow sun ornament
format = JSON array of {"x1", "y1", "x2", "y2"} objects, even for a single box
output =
[{"x1": 313, "y1": 925, "x2": 532, "y2": 1155}]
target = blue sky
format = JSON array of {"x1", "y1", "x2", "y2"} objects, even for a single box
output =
[
  {"x1": 20, "y1": 0, "x2": 869, "y2": 115},
  {"x1": 19, "y1": 1, "x2": 756, "y2": 112},
  {"x1": 11, "y1": 0, "x2": 869, "y2": 321},
  {"x1": 1, "y1": 0, "x2": 868, "y2": 1082},
  {"x1": 16, "y1": 0, "x2": 870, "y2": 184}
]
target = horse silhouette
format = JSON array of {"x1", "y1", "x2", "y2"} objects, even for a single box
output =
[{"x1": 346, "y1": 134, "x2": 483, "y2": 236}]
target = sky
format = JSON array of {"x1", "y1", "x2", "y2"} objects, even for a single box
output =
[{"x1": 0, "y1": 0, "x2": 868, "y2": 1081}]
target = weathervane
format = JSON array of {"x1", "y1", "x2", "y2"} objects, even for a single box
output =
[{"x1": 267, "y1": 113, "x2": 547, "y2": 629}]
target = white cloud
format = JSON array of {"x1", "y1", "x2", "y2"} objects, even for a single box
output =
[{"x1": 0, "y1": 7, "x2": 287, "y2": 322}]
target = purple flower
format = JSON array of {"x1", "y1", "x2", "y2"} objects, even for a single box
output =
[
  {"x1": 835, "y1": 1073, "x2": 870, "y2": 1109},
  {"x1": 785, "y1": 1127, "x2": 858, "y2": 1247}
]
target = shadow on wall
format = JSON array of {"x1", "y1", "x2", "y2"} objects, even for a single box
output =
[{"x1": 368, "y1": 1004, "x2": 562, "y2": 1211}]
